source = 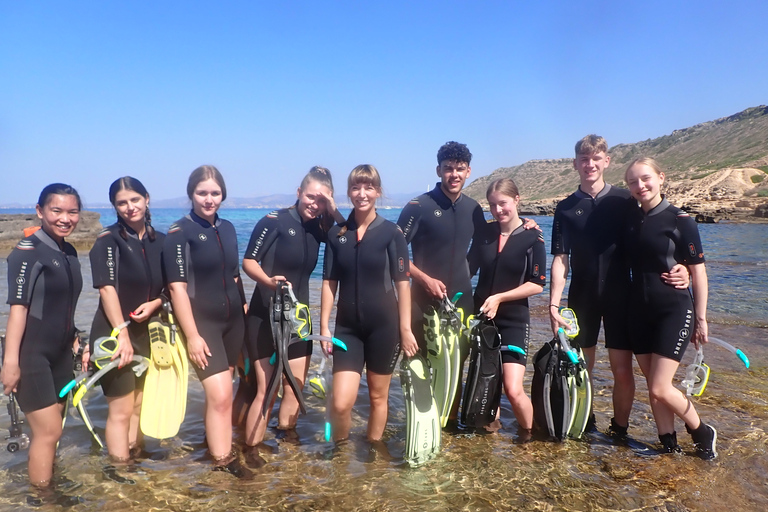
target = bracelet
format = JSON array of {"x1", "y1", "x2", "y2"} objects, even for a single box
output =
[{"x1": 549, "y1": 304, "x2": 560, "y2": 308}]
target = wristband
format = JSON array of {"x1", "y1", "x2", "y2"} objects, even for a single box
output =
[{"x1": 549, "y1": 304, "x2": 560, "y2": 308}]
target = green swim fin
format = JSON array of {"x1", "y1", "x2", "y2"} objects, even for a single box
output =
[
  {"x1": 424, "y1": 305, "x2": 452, "y2": 427},
  {"x1": 400, "y1": 354, "x2": 442, "y2": 466}
]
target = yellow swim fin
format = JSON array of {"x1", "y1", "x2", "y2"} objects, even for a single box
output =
[{"x1": 140, "y1": 310, "x2": 189, "y2": 439}]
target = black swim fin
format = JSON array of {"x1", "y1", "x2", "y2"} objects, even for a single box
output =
[{"x1": 460, "y1": 318, "x2": 502, "y2": 428}]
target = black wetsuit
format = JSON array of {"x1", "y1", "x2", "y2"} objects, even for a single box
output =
[
  {"x1": 397, "y1": 183, "x2": 486, "y2": 348},
  {"x1": 164, "y1": 211, "x2": 244, "y2": 379},
  {"x1": 469, "y1": 223, "x2": 547, "y2": 365},
  {"x1": 625, "y1": 199, "x2": 705, "y2": 361},
  {"x1": 551, "y1": 184, "x2": 632, "y2": 350},
  {"x1": 323, "y1": 215, "x2": 410, "y2": 375},
  {"x1": 89, "y1": 222, "x2": 165, "y2": 396},
  {"x1": 6, "y1": 229, "x2": 82, "y2": 412},
  {"x1": 244, "y1": 206, "x2": 325, "y2": 360}
]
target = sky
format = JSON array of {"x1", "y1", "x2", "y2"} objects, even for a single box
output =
[{"x1": 2, "y1": 0, "x2": 767, "y2": 206}]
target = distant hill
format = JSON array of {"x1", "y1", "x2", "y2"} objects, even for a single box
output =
[
  {"x1": 464, "y1": 106, "x2": 768, "y2": 221},
  {"x1": 151, "y1": 191, "x2": 423, "y2": 209}
]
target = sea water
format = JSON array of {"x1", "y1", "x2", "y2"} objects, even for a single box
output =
[{"x1": 1, "y1": 207, "x2": 767, "y2": 510}]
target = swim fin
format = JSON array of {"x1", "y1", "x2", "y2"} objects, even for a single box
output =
[
  {"x1": 140, "y1": 306, "x2": 189, "y2": 439},
  {"x1": 532, "y1": 337, "x2": 572, "y2": 441},
  {"x1": 424, "y1": 304, "x2": 452, "y2": 427},
  {"x1": 566, "y1": 344, "x2": 592, "y2": 439},
  {"x1": 460, "y1": 317, "x2": 502, "y2": 428},
  {"x1": 400, "y1": 354, "x2": 441, "y2": 466}
]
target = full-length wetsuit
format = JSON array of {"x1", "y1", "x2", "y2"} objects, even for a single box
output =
[
  {"x1": 323, "y1": 215, "x2": 410, "y2": 375},
  {"x1": 89, "y1": 222, "x2": 166, "y2": 396},
  {"x1": 397, "y1": 183, "x2": 486, "y2": 347},
  {"x1": 164, "y1": 211, "x2": 244, "y2": 379},
  {"x1": 244, "y1": 206, "x2": 325, "y2": 360},
  {"x1": 469, "y1": 223, "x2": 547, "y2": 364},
  {"x1": 6, "y1": 228, "x2": 82, "y2": 412},
  {"x1": 625, "y1": 199, "x2": 705, "y2": 361},
  {"x1": 551, "y1": 184, "x2": 632, "y2": 350}
]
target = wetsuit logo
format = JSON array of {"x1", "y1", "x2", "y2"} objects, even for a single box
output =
[
  {"x1": 175, "y1": 244, "x2": 185, "y2": 278},
  {"x1": 433, "y1": 209, "x2": 442, "y2": 217},
  {"x1": 688, "y1": 243, "x2": 696, "y2": 257},
  {"x1": 339, "y1": 236, "x2": 348, "y2": 244},
  {"x1": 251, "y1": 227, "x2": 269, "y2": 257},
  {"x1": 288, "y1": 228, "x2": 296, "y2": 236},
  {"x1": 52, "y1": 259, "x2": 60, "y2": 267},
  {"x1": 533, "y1": 264, "x2": 539, "y2": 276},
  {"x1": 679, "y1": 328, "x2": 689, "y2": 339},
  {"x1": 575, "y1": 208, "x2": 584, "y2": 216},
  {"x1": 106, "y1": 246, "x2": 115, "y2": 281},
  {"x1": 199, "y1": 234, "x2": 208, "y2": 241},
  {"x1": 15, "y1": 261, "x2": 28, "y2": 299},
  {"x1": 398, "y1": 257, "x2": 404, "y2": 273}
]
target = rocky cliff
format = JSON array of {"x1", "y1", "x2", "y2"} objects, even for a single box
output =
[{"x1": 465, "y1": 106, "x2": 768, "y2": 222}]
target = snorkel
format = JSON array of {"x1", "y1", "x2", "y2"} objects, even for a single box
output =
[{"x1": 708, "y1": 337, "x2": 750, "y2": 368}]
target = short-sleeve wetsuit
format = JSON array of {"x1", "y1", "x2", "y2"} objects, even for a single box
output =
[
  {"x1": 551, "y1": 184, "x2": 632, "y2": 350},
  {"x1": 323, "y1": 215, "x2": 410, "y2": 375},
  {"x1": 469, "y1": 223, "x2": 547, "y2": 365},
  {"x1": 625, "y1": 199, "x2": 705, "y2": 361},
  {"x1": 397, "y1": 183, "x2": 486, "y2": 348},
  {"x1": 164, "y1": 211, "x2": 245, "y2": 379},
  {"x1": 6, "y1": 228, "x2": 82, "y2": 412},
  {"x1": 89, "y1": 222, "x2": 166, "y2": 396},
  {"x1": 243, "y1": 205, "x2": 326, "y2": 360}
]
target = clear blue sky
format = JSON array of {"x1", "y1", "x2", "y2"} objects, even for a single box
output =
[{"x1": 2, "y1": 0, "x2": 767, "y2": 205}]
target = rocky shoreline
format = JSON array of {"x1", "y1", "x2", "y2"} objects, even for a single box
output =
[{"x1": 0, "y1": 211, "x2": 103, "y2": 255}]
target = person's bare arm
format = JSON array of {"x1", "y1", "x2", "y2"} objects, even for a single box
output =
[
  {"x1": 408, "y1": 260, "x2": 446, "y2": 299},
  {"x1": 548, "y1": 254, "x2": 571, "y2": 334},
  {"x1": 1, "y1": 305, "x2": 28, "y2": 394},
  {"x1": 689, "y1": 263, "x2": 709, "y2": 349},
  {"x1": 395, "y1": 280, "x2": 419, "y2": 357},
  {"x1": 320, "y1": 279, "x2": 338, "y2": 353},
  {"x1": 97, "y1": 286, "x2": 134, "y2": 367},
  {"x1": 168, "y1": 282, "x2": 211, "y2": 369},
  {"x1": 480, "y1": 283, "x2": 544, "y2": 319}
]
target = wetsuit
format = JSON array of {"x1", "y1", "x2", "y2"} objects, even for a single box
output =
[
  {"x1": 397, "y1": 183, "x2": 486, "y2": 348},
  {"x1": 244, "y1": 206, "x2": 325, "y2": 360},
  {"x1": 625, "y1": 199, "x2": 705, "y2": 361},
  {"x1": 323, "y1": 215, "x2": 410, "y2": 375},
  {"x1": 551, "y1": 184, "x2": 632, "y2": 350},
  {"x1": 89, "y1": 222, "x2": 165, "y2": 396},
  {"x1": 469, "y1": 223, "x2": 547, "y2": 365},
  {"x1": 164, "y1": 211, "x2": 245, "y2": 379},
  {"x1": 6, "y1": 229, "x2": 82, "y2": 412}
]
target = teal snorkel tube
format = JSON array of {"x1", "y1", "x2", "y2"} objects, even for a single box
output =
[{"x1": 708, "y1": 337, "x2": 750, "y2": 368}]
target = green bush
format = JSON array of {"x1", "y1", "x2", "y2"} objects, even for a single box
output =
[
  {"x1": 758, "y1": 165, "x2": 768, "y2": 173},
  {"x1": 758, "y1": 189, "x2": 768, "y2": 197},
  {"x1": 751, "y1": 174, "x2": 766, "y2": 184}
]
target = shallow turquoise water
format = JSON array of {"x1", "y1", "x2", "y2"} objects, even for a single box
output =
[{"x1": 1, "y1": 207, "x2": 767, "y2": 510}]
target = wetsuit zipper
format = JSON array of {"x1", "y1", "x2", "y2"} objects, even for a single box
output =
[
  {"x1": 141, "y1": 240, "x2": 152, "y2": 303},
  {"x1": 214, "y1": 227, "x2": 230, "y2": 320},
  {"x1": 64, "y1": 251, "x2": 74, "y2": 340}
]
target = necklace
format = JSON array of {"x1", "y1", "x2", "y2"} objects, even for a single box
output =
[{"x1": 500, "y1": 232, "x2": 511, "y2": 237}]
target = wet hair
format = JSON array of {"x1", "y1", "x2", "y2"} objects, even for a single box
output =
[
  {"x1": 187, "y1": 165, "x2": 227, "y2": 201},
  {"x1": 298, "y1": 166, "x2": 336, "y2": 233},
  {"x1": 338, "y1": 164, "x2": 382, "y2": 237},
  {"x1": 37, "y1": 183, "x2": 82, "y2": 211},
  {"x1": 575, "y1": 135, "x2": 608, "y2": 156},
  {"x1": 486, "y1": 178, "x2": 520, "y2": 201},
  {"x1": 437, "y1": 141, "x2": 472, "y2": 166},
  {"x1": 108, "y1": 176, "x2": 156, "y2": 241}
]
